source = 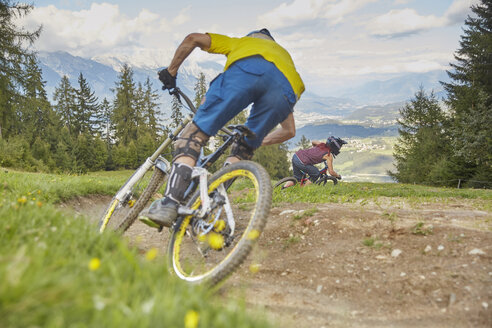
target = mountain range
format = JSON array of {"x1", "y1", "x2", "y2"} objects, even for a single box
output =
[{"x1": 37, "y1": 51, "x2": 450, "y2": 133}]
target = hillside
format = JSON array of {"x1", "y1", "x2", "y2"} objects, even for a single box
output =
[{"x1": 64, "y1": 180, "x2": 492, "y2": 328}]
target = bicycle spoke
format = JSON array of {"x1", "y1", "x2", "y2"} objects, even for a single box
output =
[{"x1": 169, "y1": 161, "x2": 271, "y2": 286}]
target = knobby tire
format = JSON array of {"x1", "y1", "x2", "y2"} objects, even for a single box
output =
[
  {"x1": 98, "y1": 168, "x2": 166, "y2": 233},
  {"x1": 168, "y1": 161, "x2": 272, "y2": 287},
  {"x1": 274, "y1": 177, "x2": 298, "y2": 189}
]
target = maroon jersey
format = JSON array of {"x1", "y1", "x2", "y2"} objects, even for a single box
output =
[{"x1": 296, "y1": 144, "x2": 330, "y2": 165}]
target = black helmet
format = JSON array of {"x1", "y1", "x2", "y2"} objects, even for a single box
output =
[
  {"x1": 326, "y1": 136, "x2": 347, "y2": 157},
  {"x1": 246, "y1": 28, "x2": 275, "y2": 41}
]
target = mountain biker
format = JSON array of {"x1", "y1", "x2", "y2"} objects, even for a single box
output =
[
  {"x1": 140, "y1": 28, "x2": 305, "y2": 227},
  {"x1": 283, "y1": 136, "x2": 346, "y2": 188}
]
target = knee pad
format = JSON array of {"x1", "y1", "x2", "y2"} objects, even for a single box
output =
[
  {"x1": 230, "y1": 137, "x2": 255, "y2": 160},
  {"x1": 173, "y1": 123, "x2": 210, "y2": 161}
]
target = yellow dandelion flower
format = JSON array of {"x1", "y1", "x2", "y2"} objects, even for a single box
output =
[
  {"x1": 249, "y1": 263, "x2": 261, "y2": 274},
  {"x1": 32, "y1": 197, "x2": 36, "y2": 201},
  {"x1": 214, "y1": 219, "x2": 226, "y2": 232},
  {"x1": 184, "y1": 310, "x2": 199, "y2": 328},
  {"x1": 88, "y1": 258, "x2": 101, "y2": 271},
  {"x1": 36, "y1": 201, "x2": 43, "y2": 208},
  {"x1": 145, "y1": 248, "x2": 158, "y2": 261},
  {"x1": 247, "y1": 229, "x2": 260, "y2": 240},
  {"x1": 197, "y1": 234, "x2": 207, "y2": 242},
  {"x1": 208, "y1": 232, "x2": 224, "y2": 250},
  {"x1": 37, "y1": 190, "x2": 41, "y2": 194},
  {"x1": 17, "y1": 196, "x2": 27, "y2": 205},
  {"x1": 27, "y1": 192, "x2": 31, "y2": 195}
]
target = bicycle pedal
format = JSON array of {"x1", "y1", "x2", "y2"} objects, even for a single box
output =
[{"x1": 139, "y1": 216, "x2": 161, "y2": 229}]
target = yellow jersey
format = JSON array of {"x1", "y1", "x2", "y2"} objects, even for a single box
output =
[{"x1": 206, "y1": 33, "x2": 305, "y2": 100}]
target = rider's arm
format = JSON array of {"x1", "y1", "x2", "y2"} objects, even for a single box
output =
[
  {"x1": 167, "y1": 33, "x2": 211, "y2": 76},
  {"x1": 312, "y1": 140, "x2": 322, "y2": 146},
  {"x1": 261, "y1": 113, "x2": 296, "y2": 146},
  {"x1": 323, "y1": 153, "x2": 340, "y2": 178}
]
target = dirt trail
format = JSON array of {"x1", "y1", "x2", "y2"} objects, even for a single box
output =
[{"x1": 65, "y1": 196, "x2": 492, "y2": 328}]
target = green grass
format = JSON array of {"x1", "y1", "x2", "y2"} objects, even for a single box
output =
[
  {"x1": 273, "y1": 180, "x2": 492, "y2": 210},
  {"x1": 0, "y1": 169, "x2": 272, "y2": 328}
]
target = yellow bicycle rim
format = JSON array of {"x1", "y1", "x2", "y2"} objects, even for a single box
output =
[
  {"x1": 99, "y1": 199, "x2": 119, "y2": 233},
  {"x1": 172, "y1": 169, "x2": 260, "y2": 281}
]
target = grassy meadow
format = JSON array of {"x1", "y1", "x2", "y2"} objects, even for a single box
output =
[
  {"x1": 0, "y1": 168, "x2": 272, "y2": 328},
  {"x1": 1, "y1": 168, "x2": 490, "y2": 328},
  {"x1": 273, "y1": 179, "x2": 491, "y2": 210}
]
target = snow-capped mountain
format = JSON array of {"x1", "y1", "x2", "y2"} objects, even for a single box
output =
[{"x1": 37, "y1": 51, "x2": 450, "y2": 126}]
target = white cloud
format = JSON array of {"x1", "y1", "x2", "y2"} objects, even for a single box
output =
[
  {"x1": 444, "y1": 0, "x2": 479, "y2": 24},
  {"x1": 368, "y1": 0, "x2": 479, "y2": 37},
  {"x1": 368, "y1": 8, "x2": 445, "y2": 37},
  {"x1": 258, "y1": 0, "x2": 377, "y2": 29},
  {"x1": 172, "y1": 5, "x2": 191, "y2": 25},
  {"x1": 18, "y1": 3, "x2": 176, "y2": 58},
  {"x1": 393, "y1": 0, "x2": 410, "y2": 4}
]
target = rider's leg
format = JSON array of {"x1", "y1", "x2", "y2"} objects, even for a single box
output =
[
  {"x1": 141, "y1": 66, "x2": 258, "y2": 227},
  {"x1": 140, "y1": 123, "x2": 209, "y2": 227},
  {"x1": 283, "y1": 180, "x2": 296, "y2": 188},
  {"x1": 225, "y1": 136, "x2": 255, "y2": 165},
  {"x1": 284, "y1": 155, "x2": 303, "y2": 188},
  {"x1": 292, "y1": 154, "x2": 319, "y2": 186}
]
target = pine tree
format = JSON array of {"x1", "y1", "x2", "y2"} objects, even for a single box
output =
[
  {"x1": 75, "y1": 72, "x2": 100, "y2": 135},
  {"x1": 389, "y1": 88, "x2": 452, "y2": 185},
  {"x1": 0, "y1": 0, "x2": 41, "y2": 140},
  {"x1": 442, "y1": 0, "x2": 492, "y2": 187},
  {"x1": 170, "y1": 92, "x2": 184, "y2": 130},
  {"x1": 296, "y1": 135, "x2": 311, "y2": 149},
  {"x1": 112, "y1": 64, "x2": 139, "y2": 145},
  {"x1": 20, "y1": 56, "x2": 59, "y2": 145},
  {"x1": 253, "y1": 142, "x2": 291, "y2": 179},
  {"x1": 53, "y1": 76, "x2": 77, "y2": 136},
  {"x1": 141, "y1": 77, "x2": 161, "y2": 140},
  {"x1": 194, "y1": 72, "x2": 207, "y2": 108},
  {"x1": 98, "y1": 98, "x2": 113, "y2": 146}
]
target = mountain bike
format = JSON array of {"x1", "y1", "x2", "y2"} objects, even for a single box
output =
[
  {"x1": 98, "y1": 86, "x2": 272, "y2": 287},
  {"x1": 274, "y1": 161, "x2": 338, "y2": 189}
]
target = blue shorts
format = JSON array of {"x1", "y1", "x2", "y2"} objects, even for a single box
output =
[{"x1": 193, "y1": 56, "x2": 296, "y2": 149}]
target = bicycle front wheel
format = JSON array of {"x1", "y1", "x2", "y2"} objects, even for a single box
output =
[
  {"x1": 315, "y1": 175, "x2": 338, "y2": 186},
  {"x1": 98, "y1": 167, "x2": 166, "y2": 233},
  {"x1": 168, "y1": 161, "x2": 272, "y2": 286}
]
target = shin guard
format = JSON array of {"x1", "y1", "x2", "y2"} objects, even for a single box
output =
[{"x1": 164, "y1": 162, "x2": 193, "y2": 204}]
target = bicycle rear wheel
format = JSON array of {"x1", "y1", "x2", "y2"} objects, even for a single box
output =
[
  {"x1": 274, "y1": 177, "x2": 298, "y2": 190},
  {"x1": 168, "y1": 161, "x2": 271, "y2": 286},
  {"x1": 98, "y1": 166, "x2": 166, "y2": 233}
]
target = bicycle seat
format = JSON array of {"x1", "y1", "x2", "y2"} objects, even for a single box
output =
[{"x1": 227, "y1": 125, "x2": 256, "y2": 139}]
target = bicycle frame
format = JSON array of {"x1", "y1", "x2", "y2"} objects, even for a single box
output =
[
  {"x1": 299, "y1": 162, "x2": 329, "y2": 186},
  {"x1": 159, "y1": 88, "x2": 250, "y2": 230}
]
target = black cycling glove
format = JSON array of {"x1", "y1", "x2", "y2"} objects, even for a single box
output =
[
  {"x1": 158, "y1": 68, "x2": 177, "y2": 90},
  {"x1": 337, "y1": 175, "x2": 342, "y2": 180}
]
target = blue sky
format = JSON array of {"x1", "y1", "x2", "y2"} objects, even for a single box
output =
[{"x1": 23, "y1": 0, "x2": 479, "y2": 94}]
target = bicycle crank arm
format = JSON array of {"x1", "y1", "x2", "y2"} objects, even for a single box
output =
[{"x1": 177, "y1": 207, "x2": 196, "y2": 216}]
